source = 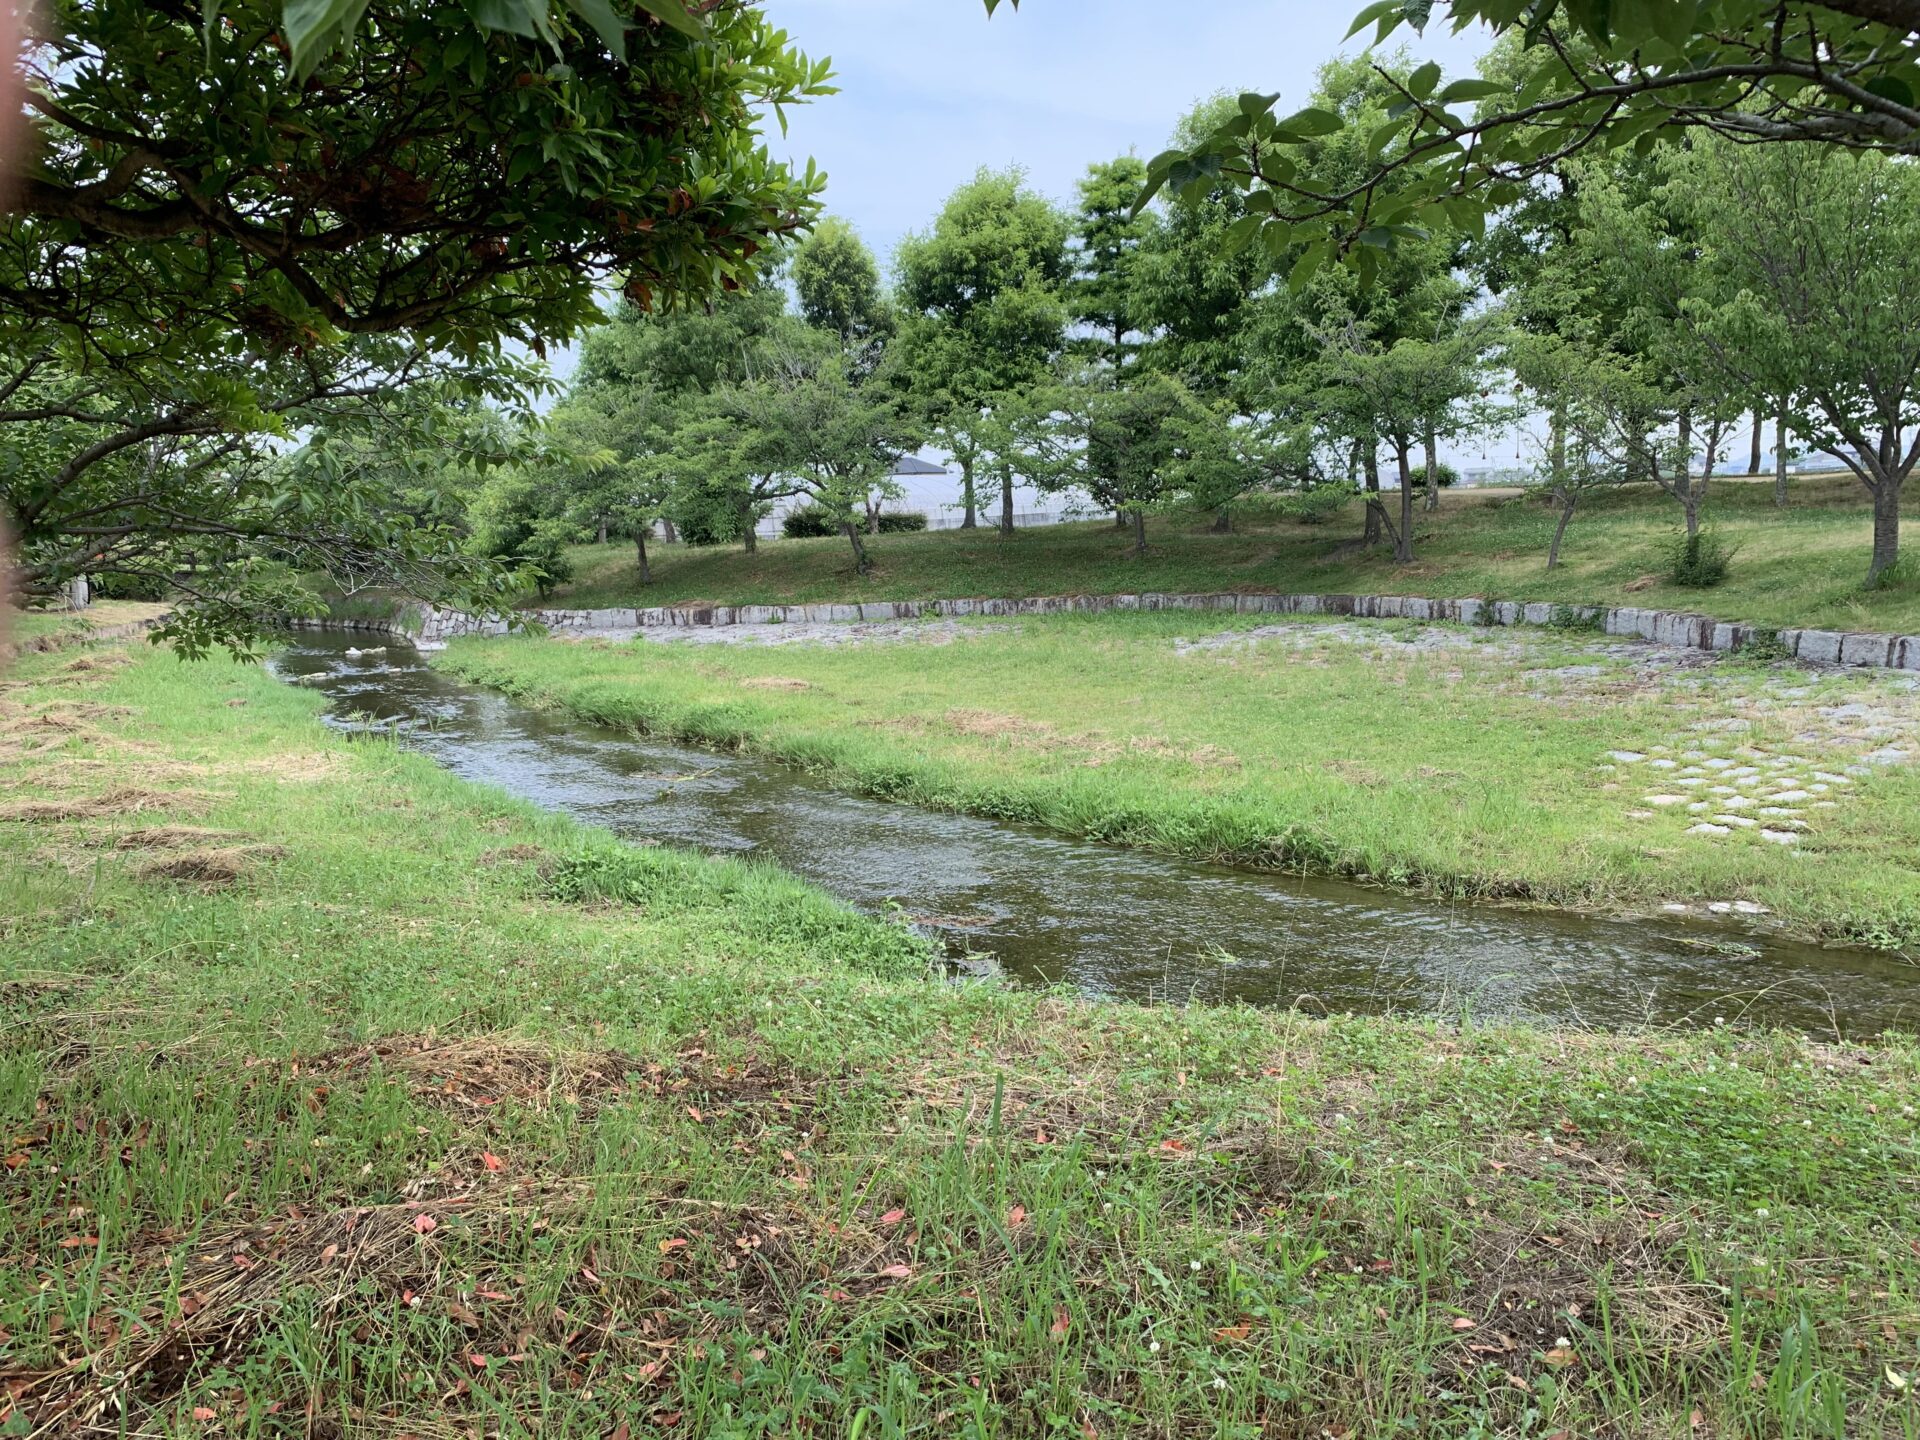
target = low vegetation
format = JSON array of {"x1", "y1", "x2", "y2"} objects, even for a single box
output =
[
  {"x1": 440, "y1": 609, "x2": 1920, "y2": 951},
  {"x1": 532, "y1": 477, "x2": 1920, "y2": 637},
  {"x1": 0, "y1": 640, "x2": 1916, "y2": 1437}
]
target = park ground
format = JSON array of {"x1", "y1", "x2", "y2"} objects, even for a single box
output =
[
  {"x1": 0, "y1": 640, "x2": 1917, "y2": 1437},
  {"x1": 440, "y1": 609, "x2": 1920, "y2": 952},
  {"x1": 535, "y1": 475, "x2": 1920, "y2": 638}
]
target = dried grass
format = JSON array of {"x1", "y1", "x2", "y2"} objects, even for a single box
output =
[
  {"x1": 0, "y1": 787, "x2": 177, "y2": 823},
  {"x1": 135, "y1": 844, "x2": 287, "y2": 887},
  {"x1": 739, "y1": 676, "x2": 814, "y2": 692},
  {"x1": 111, "y1": 825, "x2": 246, "y2": 851}
]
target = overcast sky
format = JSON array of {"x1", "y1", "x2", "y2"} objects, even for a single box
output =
[{"x1": 768, "y1": 0, "x2": 1493, "y2": 272}]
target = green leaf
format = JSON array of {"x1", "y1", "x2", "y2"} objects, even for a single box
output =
[
  {"x1": 283, "y1": 0, "x2": 372, "y2": 78},
  {"x1": 1343, "y1": 0, "x2": 1400, "y2": 41},
  {"x1": 1407, "y1": 60, "x2": 1441, "y2": 100},
  {"x1": 1367, "y1": 118, "x2": 1404, "y2": 161},
  {"x1": 1287, "y1": 243, "x2": 1326, "y2": 294},
  {"x1": 561, "y1": 0, "x2": 628, "y2": 58},
  {"x1": 633, "y1": 0, "x2": 703, "y2": 38},
  {"x1": 1276, "y1": 106, "x2": 1343, "y2": 137},
  {"x1": 1437, "y1": 78, "x2": 1506, "y2": 103},
  {"x1": 1237, "y1": 91, "x2": 1279, "y2": 117},
  {"x1": 1864, "y1": 75, "x2": 1916, "y2": 110},
  {"x1": 1222, "y1": 213, "x2": 1265, "y2": 255}
]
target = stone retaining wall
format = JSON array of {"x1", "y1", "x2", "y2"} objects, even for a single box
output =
[{"x1": 396, "y1": 594, "x2": 1920, "y2": 673}]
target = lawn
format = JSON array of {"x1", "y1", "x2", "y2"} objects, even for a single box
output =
[
  {"x1": 534, "y1": 475, "x2": 1920, "y2": 637},
  {"x1": 2, "y1": 639, "x2": 1917, "y2": 1437},
  {"x1": 439, "y1": 611, "x2": 1920, "y2": 951}
]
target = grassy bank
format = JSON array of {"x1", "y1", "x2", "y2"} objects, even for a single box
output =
[
  {"x1": 4, "y1": 642, "x2": 1919, "y2": 1437},
  {"x1": 438, "y1": 613, "x2": 1920, "y2": 951},
  {"x1": 537, "y1": 476, "x2": 1920, "y2": 636}
]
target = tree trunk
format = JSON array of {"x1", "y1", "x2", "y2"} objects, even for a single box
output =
[
  {"x1": 596, "y1": 519, "x2": 608, "y2": 545},
  {"x1": 1548, "y1": 493, "x2": 1577, "y2": 571},
  {"x1": 1683, "y1": 493, "x2": 1701, "y2": 538},
  {"x1": 1130, "y1": 506, "x2": 1147, "y2": 556},
  {"x1": 1211, "y1": 507, "x2": 1232, "y2": 533},
  {"x1": 1550, "y1": 401, "x2": 1567, "y2": 490},
  {"x1": 1361, "y1": 448, "x2": 1383, "y2": 547},
  {"x1": 1422, "y1": 425, "x2": 1440, "y2": 513},
  {"x1": 999, "y1": 470, "x2": 1015, "y2": 536},
  {"x1": 1394, "y1": 448, "x2": 1415, "y2": 563},
  {"x1": 1869, "y1": 478, "x2": 1901, "y2": 584},
  {"x1": 1748, "y1": 410, "x2": 1764, "y2": 475},
  {"x1": 659, "y1": 517, "x2": 677, "y2": 544},
  {"x1": 1775, "y1": 401, "x2": 1790, "y2": 508},
  {"x1": 1114, "y1": 510, "x2": 1128, "y2": 530},
  {"x1": 960, "y1": 459, "x2": 977, "y2": 530},
  {"x1": 633, "y1": 529, "x2": 651, "y2": 585},
  {"x1": 1678, "y1": 409, "x2": 1693, "y2": 482},
  {"x1": 841, "y1": 520, "x2": 872, "y2": 576},
  {"x1": 741, "y1": 512, "x2": 757, "y2": 554}
]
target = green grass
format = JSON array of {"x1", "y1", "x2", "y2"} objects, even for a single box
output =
[
  {"x1": 3, "y1": 643, "x2": 1918, "y2": 1437},
  {"x1": 536, "y1": 475, "x2": 1920, "y2": 636},
  {"x1": 438, "y1": 612, "x2": 1920, "y2": 951}
]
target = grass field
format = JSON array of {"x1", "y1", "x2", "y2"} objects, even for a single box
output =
[
  {"x1": 439, "y1": 612, "x2": 1920, "y2": 951},
  {"x1": 534, "y1": 476, "x2": 1920, "y2": 637},
  {"x1": 2, "y1": 640, "x2": 1918, "y2": 1437}
]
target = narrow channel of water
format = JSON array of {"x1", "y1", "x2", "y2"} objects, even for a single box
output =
[{"x1": 273, "y1": 635, "x2": 1915, "y2": 1035}]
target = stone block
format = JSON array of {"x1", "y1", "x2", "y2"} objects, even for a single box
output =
[
  {"x1": 1454, "y1": 598, "x2": 1483, "y2": 626},
  {"x1": 1839, "y1": 632, "x2": 1894, "y2": 667},
  {"x1": 1405, "y1": 597, "x2": 1431, "y2": 621},
  {"x1": 1894, "y1": 636, "x2": 1920, "y2": 670},
  {"x1": 1797, "y1": 630, "x2": 1844, "y2": 665},
  {"x1": 944, "y1": 599, "x2": 975, "y2": 617},
  {"x1": 1113, "y1": 593, "x2": 1141, "y2": 610},
  {"x1": 1521, "y1": 602, "x2": 1552, "y2": 626},
  {"x1": 1492, "y1": 601, "x2": 1519, "y2": 626}
]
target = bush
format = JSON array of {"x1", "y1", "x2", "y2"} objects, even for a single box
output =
[
  {"x1": 1667, "y1": 530, "x2": 1734, "y2": 588},
  {"x1": 781, "y1": 505, "x2": 840, "y2": 539},
  {"x1": 1273, "y1": 487, "x2": 1352, "y2": 526},
  {"x1": 674, "y1": 510, "x2": 743, "y2": 547},
  {"x1": 876, "y1": 511, "x2": 927, "y2": 534},
  {"x1": 1433, "y1": 461, "x2": 1460, "y2": 489}
]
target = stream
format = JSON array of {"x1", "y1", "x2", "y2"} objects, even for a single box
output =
[{"x1": 273, "y1": 633, "x2": 1916, "y2": 1035}]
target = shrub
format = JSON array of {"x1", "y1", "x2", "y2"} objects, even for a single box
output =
[
  {"x1": 1432, "y1": 461, "x2": 1461, "y2": 489},
  {"x1": 1667, "y1": 530, "x2": 1734, "y2": 588},
  {"x1": 876, "y1": 511, "x2": 927, "y2": 534},
  {"x1": 781, "y1": 505, "x2": 840, "y2": 539},
  {"x1": 1272, "y1": 487, "x2": 1352, "y2": 526}
]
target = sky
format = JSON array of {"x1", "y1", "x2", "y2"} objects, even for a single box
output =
[{"x1": 766, "y1": 0, "x2": 1494, "y2": 274}]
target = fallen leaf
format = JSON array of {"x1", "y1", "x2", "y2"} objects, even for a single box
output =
[
  {"x1": 1450, "y1": 1317, "x2": 1476, "y2": 1332},
  {"x1": 2, "y1": 1153, "x2": 26, "y2": 1171},
  {"x1": 1033, "y1": 1127, "x2": 1052, "y2": 1145},
  {"x1": 879, "y1": 1208, "x2": 906, "y2": 1226},
  {"x1": 877, "y1": 1263, "x2": 912, "y2": 1280},
  {"x1": 1051, "y1": 1307, "x2": 1071, "y2": 1338},
  {"x1": 192, "y1": 1407, "x2": 216, "y2": 1421},
  {"x1": 1006, "y1": 1205, "x2": 1027, "y2": 1228},
  {"x1": 478, "y1": 1288, "x2": 510, "y2": 1301},
  {"x1": 657, "y1": 1238, "x2": 688, "y2": 1254},
  {"x1": 1213, "y1": 1323, "x2": 1251, "y2": 1342},
  {"x1": 468, "y1": 1353, "x2": 488, "y2": 1369},
  {"x1": 412, "y1": 1214, "x2": 437, "y2": 1235},
  {"x1": 481, "y1": 1151, "x2": 505, "y2": 1173},
  {"x1": 59, "y1": 1235, "x2": 99, "y2": 1249},
  {"x1": 1690, "y1": 1408, "x2": 1706, "y2": 1429},
  {"x1": 1543, "y1": 1347, "x2": 1578, "y2": 1367},
  {"x1": 1159, "y1": 1138, "x2": 1189, "y2": 1153}
]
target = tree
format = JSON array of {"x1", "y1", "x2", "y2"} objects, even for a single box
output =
[
  {"x1": 1127, "y1": 2, "x2": 1920, "y2": 277},
  {"x1": 892, "y1": 168, "x2": 1069, "y2": 530},
  {"x1": 747, "y1": 349, "x2": 919, "y2": 575},
  {"x1": 1506, "y1": 333, "x2": 1629, "y2": 570},
  {"x1": 0, "y1": 336, "x2": 541, "y2": 653},
  {"x1": 1068, "y1": 157, "x2": 1159, "y2": 369},
  {"x1": 561, "y1": 285, "x2": 797, "y2": 559},
  {"x1": 1678, "y1": 142, "x2": 1920, "y2": 583},
  {"x1": 1032, "y1": 369, "x2": 1205, "y2": 556},
  {"x1": 1309, "y1": 319, "x2": 1494, "y2": 564},
  {"x1": 791, "y1": 218, "x2": 892, "y2": 357},
  {"x1": 4, "y1": 0, "x2": 828, "y2": 646}
]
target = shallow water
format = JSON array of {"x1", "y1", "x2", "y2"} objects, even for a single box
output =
[{"x1": 274, "y1": 634, "x2": 1916, "y2": 1035}]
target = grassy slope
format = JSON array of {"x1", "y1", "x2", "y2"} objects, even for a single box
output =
[
  {"x1": 538, "y1": 476, "x2": 1920, "y2": 636},
  {"x1": 3, "y1": 645, "x2": 1918, "y2": 1437},
  {"x1": 439, "y1": 614, "x2": 1920, "y2": 949}
]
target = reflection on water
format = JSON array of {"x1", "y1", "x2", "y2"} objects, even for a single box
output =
[{"x1": 272, "y1": 635, "x2": 1916, "y2": 1035}]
